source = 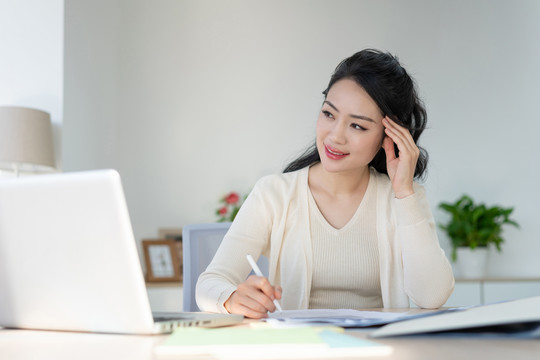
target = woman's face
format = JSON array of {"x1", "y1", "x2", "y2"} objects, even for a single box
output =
[{"x1": 316, "y1": 78, "x2": 385, "y2": 175}]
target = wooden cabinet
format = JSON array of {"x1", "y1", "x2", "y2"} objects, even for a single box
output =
[
  {"x1": 444, "y1": 278, "x2": 540, "y2": 307},
  {"x1": 443, "y1": 281, "x2": 481, "y2": 307}
]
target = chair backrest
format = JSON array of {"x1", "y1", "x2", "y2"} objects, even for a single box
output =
[{"x1": 182, "y1": 222, "x2": 268, "y2": 312}]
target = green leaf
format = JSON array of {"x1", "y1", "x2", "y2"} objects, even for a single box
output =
[{"x1": 437, "y1": 195, "x2": 520, "y2": 260}]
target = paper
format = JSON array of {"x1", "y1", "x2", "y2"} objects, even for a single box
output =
[
  {"x1": 266, "y1": 309, "x2": 428, "y2": 327},
  {"x1": 154, "y1": 324, "x2": 392, "y2": 358}
]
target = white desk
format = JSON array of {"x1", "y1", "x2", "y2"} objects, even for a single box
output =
[
  {"x1": 0, "y1": 329, "x2": 161, "y2": 360},
  {"x1": 2, "y1": 310, "x2": 540, "y2": 360}
]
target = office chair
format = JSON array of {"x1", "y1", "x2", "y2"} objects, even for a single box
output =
[{"x1": 182, "y1": 222, "x2": 268, "y2": 312}]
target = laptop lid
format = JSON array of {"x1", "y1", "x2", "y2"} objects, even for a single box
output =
[{"x1": 0, "y1": 170, "x2": 241, "y2": 334}]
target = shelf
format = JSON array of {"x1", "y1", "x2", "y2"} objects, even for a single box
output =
[
  {"x1": 456, "y1": 277, "x2": 540, "y2": 282},
  {"x1": 145, "y1": 281, "x2": 182, "y2": 288}
]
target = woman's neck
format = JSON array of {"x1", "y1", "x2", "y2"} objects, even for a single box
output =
[{"x1": 308, "y1": 163, "x2": 370, "y2": 198}]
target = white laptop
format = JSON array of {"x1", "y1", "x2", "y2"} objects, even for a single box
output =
[{"x1": 0, "y1": 169, "x2": 242, "y2": 334}]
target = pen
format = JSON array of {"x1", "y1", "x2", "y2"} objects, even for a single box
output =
[{"x1": 246, "y1": 254, "x2": 282, "y2": 312}]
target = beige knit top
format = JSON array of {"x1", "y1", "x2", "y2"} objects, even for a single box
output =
[{"x1": 308, "y1": 174, "x2": 383, "y2": 309}]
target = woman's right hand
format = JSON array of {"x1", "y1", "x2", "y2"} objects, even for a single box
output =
[{"x1": 223, "y1": 275, "x2": 282, "y2": 319}]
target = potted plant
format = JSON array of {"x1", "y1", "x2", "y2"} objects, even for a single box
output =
[{"x1": 438, "y1": 195, "x2": 519, "y2": 278}]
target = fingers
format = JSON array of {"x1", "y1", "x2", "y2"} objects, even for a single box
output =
[
  {"x1": 225, "y1": 291, "x2": 269, "y2": 319},
  {"x1": 246, "y1": 275, "x2": 277, "y2": 302},
  {"x1": 242, "y1": 277, "x2": 278, "y2": 312},
  {"x1": 382, "y1": 116, "x2": 418, "y2": 198},
  {"x1": 275, "y1": 286, "x2": 283, "y2": 300},
  {"x1": 382, "y1": 134, "x2": 396, "y2": 163},
  {"x1": 224, "y1": 276, "x2": 282, "y2": 319},
  {"x1": 382, "y1": 117, "x2": 419, "y2": 159}
]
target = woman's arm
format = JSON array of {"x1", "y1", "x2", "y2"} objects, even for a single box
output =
[
  {"x1": 382, "y1": 116, "x2": 454, "y2": 308},
  {"x1": 395, "y1": 186, "x2": 455, "y2": 308},
  {"x1": 195, "y1": 176, "x2": 278, "y2": 315}
]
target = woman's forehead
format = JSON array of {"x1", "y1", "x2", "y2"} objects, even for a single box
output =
[{"x1": 325, "y1": 79, "x2": 382, "y2": 121}]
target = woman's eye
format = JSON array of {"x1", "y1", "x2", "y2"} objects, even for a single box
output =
[
  {"x1": 322, "y1": 110, "x2": 334, "y2": 119},
  {"x1": 351, "y1": 123, "x2": 366, "y2": 131}
]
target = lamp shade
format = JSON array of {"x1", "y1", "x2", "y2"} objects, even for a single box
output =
[{"x1": 0, "y1": 106, "x2": 56, "y2": 173}]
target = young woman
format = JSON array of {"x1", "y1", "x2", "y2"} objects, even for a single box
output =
[{"x1": 196, "y1": 49, "x2": 454, "y2": 319}]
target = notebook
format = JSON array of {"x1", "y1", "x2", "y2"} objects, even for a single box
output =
[
  {"x1": 0, "y1": 169, "x2": 242, "y2": 334},
  {"x1": 155, "y1": 325, "x2": 393, "y2": 358}
]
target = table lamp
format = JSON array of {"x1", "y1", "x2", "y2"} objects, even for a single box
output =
[{"x1": 0, "y1": 106, "x2": 56, "y2": 177}]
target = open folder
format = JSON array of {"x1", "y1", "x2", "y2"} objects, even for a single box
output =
[{"x1": 370, "y1": 295, "x2": 540, "y2": 338}]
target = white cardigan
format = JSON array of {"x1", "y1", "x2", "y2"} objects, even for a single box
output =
[{"x1": 196, "y1": 167, "x2": 455, "y2": 313}]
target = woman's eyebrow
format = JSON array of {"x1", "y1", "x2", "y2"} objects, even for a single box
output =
[{"x1": 324, "y1": 100, "x2": 376, "y2": 123}]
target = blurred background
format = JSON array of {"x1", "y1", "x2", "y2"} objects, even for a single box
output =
[{"x1": 1, "y1": 0, "x2": 539, "y2": 279}]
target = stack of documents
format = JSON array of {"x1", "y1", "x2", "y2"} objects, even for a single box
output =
[
  {"x1": 266, "y1": 308, "x2": 451, "y2": 327},
  {"x1": 154, "y1": 325, "x2": 392, "y2": 358}
]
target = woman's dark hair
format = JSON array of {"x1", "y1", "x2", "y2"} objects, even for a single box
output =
[{"x1": 284, "y1": 49, "x2": 428, "y2": 179}]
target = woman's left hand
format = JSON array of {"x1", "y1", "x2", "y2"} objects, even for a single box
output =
[{"x1": 382, "y1": 116, "x2": 419, "y2": 199}]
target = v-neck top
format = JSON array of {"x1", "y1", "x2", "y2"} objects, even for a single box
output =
[{"x1": 308, "y1": 173, "x2": 383, "y2": 309}]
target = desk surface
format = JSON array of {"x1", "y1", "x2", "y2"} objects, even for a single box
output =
[{"x1": 2, "y1": 309, "x2": 540, "y2": 360}]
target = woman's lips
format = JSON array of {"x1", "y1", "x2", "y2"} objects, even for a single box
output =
[{"x1": 325, "y1": 144, "x2": 349, "y2": 160}]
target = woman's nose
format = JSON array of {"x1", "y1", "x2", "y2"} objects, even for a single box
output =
[{"x1": 329, "y1": 120, "x2": 347, "y2": 144}]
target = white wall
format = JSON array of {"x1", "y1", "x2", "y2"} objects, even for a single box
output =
[
  {"x1": 0, "y1": 0, "x2": 64, "y2": 170},
  {"x1": 63, "y1": 0, "x2": 120, "y2": 171},
  {"x1": 64, "y1": 0, "x2": 540, "y2": 278}
]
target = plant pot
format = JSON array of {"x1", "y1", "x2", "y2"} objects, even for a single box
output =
[{"x1": 454, "y1": 247, "x2": 488, "y2": 279}]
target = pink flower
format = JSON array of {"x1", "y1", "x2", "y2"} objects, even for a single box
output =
[
  {"x1": 224, "y1": 192, "x2": 240, "y2": 205},
  {"x1": 216, "y1": 191, "x2": 245, "y2": 222}
]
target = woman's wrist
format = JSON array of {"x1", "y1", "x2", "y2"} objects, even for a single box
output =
[
  {"x1": 223, "y1": 291, "x2": 235, "y2": 314},
  {"x1": 394, "y1": 187, "x2": 414, "y2": 199},
  {"x1": 394, "y1": 190, "x2": 429, "y2": 226}
]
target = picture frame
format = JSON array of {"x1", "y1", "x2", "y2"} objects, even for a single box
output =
[
  {"x1": 158, "y1": 227, "x2": 183, "y2": 282},
  {"x1": 142, "y1": 239, "x2": 182, "y2": 283}
]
